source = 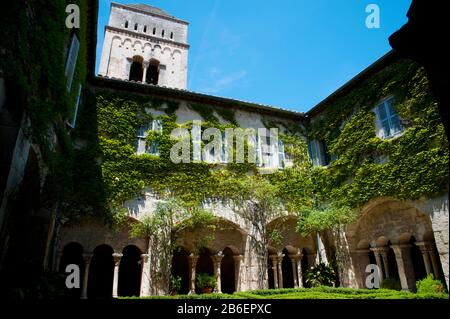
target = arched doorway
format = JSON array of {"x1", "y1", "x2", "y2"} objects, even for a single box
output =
[
  {"x1": 59, "y1": 242, "x2": 84, "y2": 298},
  {"x1": 88, "y1": 244, "x2": 114, "y2": 299},
  {"x1": 410, "y1": 237, "x2": 427, "y2": 281},
  {"x1": 195, "y1": 248, "x2": 213, "y2": 294},
  {"x1": 129, "y1": 56, "x2": 143, "y2": 82},
  {"x1": 118, "y1": 245, "x2": 142, "y2": 297},
  {"x1": 171, "y1": 248, "x2": 190, "y2": 294},
  {"x1": 221, "y1": 247, "x2": 235, "y2": 294},
  {"x1": 146, "y1": 59, "x2": 160, "y2": 84},
  {"x1": 281, "y1": 248, "x2": 294, "y2": 288}
]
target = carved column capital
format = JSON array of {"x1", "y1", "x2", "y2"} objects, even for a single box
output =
[{"x1": 112, "y1": 253, "x2": 123, "y2": 266}]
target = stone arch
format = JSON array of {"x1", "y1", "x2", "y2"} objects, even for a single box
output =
[
  {"x1": 118, "y1": 245, "x2": 142, "y2": 297},
  {"x1": 267, "y1": 215, "x2": 316, "y2": 254},
  {"x1": 88, "y1": 244, "x2": 114, "y2": 299},
  {"x1": 349, "y1": 198, "x2": 441, "y2": 290},
  {"x1": 122, "y1": 38, "x2": 132, "y2": 49},
  {"x1": 162, "y1": 47, "x2": 171, "y2": 56},
  {"x1": 132, "y1": 40, "x2": 143, "y2": 52}
]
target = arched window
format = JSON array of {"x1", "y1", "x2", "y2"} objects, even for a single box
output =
[
  {"x1": 125, "y1": 21, "x2": 129, "y2": 28},
  {"x1": 162, "y1": 30, "x2": 165, "y2": 38},
  {"x1": 146, "y1": 59, "x2": 160, "y2": 85},
  {"x1": 134, "y1": 23, "x2": 138, "y2": 31},
  {"x1": 129, "y1": 56, "x2": 144, "y2": 82},
  {"x1": 143, "y1": 25, "x2": 147, "y2": 33},
  {"x1": 153, "y1": 27, "x2": 156, "y2": 35}
]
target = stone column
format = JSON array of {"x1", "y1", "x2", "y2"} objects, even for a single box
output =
[
  {"x1": 355, "y1": 249, "x2": 371, "y2": 289},
  {"x1": 112, "y1": 253, "x2": 123, "y2": 298},
  {"x1": 416, "y1": 242, "x2": 433, "y2": 275},
  {"x1": 140, "y1": 254, "x2": 150, "y2": 297},
  {"x1": 370, "y1": 247, "x2": 385, "y2": 281},
  {"x1": 288, "y1": 254, "x2": 299, "y2": 288},
  {"x1": 296, "y1": 254, "x2": 303, "y2": 288},
  {"x1": 212, "y1": 252, "x2": 224, "y2": 293},
  {"x1": 233, "y1": 255, "x2": 243, "y2": 292},
  {"x1": 269, "y1": 255, "x2": 278, "y2": 289},
  {"x1": 392, "y1": 244, "x2": 416, "y2": 291},
  {"x1": 188, "y1": 253, "x2": 198, "y2": 294},
  {"x1": 428, "y1": 249, "x2": 441, "y2": 278},
  {"x1": 277, "y1": 253, "x2": 284, "y2": 289},
  {"x1": 379, "y1": 247, "x2": 390, "y2": 278},
  {"x1": 81, "y1": 253, "x2": 93, "y2": 299},
  {"x1": 142, "y1": 62, "x2": 149, "y2": 83}
]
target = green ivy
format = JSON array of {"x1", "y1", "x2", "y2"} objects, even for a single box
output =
[{"x1": 308, "y1": 60, "x2": 449, "y2": 208}]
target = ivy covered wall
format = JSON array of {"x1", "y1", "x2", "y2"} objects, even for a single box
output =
[{"x1": 308, "y1": 59, "x2": 448, "y2": 209}]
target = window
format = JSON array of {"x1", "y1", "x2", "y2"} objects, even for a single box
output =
[
  {"x1": 134, "y1": 23, "x2": 138, "y2": 31},
  {"x1": 153, "y1": 27, "x2": 156, "y2": 35},
  {"x1": 129, "y1": 56, "x2": 144, "y2": 82},
  {"x1": 170, "y1": 32, "x2": 174, "y2": 39},
  {"x1": 125, "y1": 21, "x2": 129, "y2": 28},
  {"x1": 162, "y1": 30, "x2": 165, "y2": 37},
  {"x1": 65, "y1": 34, "x2": 80, "y2": 91},
  {"x1": 135, "y1": 120, "x2": 163, "y2": 155},
  {"x1": 143, "y1": 25, "x2": 147, "y2": 33},
  {"x1": 220, "y1": 131, "x2": 229, "y2": 163},
  {"x1": 258, "y1": 132, "x2": 276, "y2": 168},
  {"x1": 146, "y1": 59, "x2": 160, "y2": 85},
  {"x1": 374, "y1": 97, "x2": 403, "y2": 139},
  {"x1": 308, "y1": 139, "x2": 329, "y2": 167},
  {"x1": 192, "y1": 122, "x2": 201, "y2": 161},
  {"x1": 67, "y1": 84, "x2": 82, "y2": 128}
]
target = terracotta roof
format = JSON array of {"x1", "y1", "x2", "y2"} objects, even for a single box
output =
[{"x1": 125, "y1": 4, "x2": 173, "y2": 18}]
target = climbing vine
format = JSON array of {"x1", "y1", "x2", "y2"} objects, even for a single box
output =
[{"x1": 307, "y1": 60, "x2": 449, "y2": 209}]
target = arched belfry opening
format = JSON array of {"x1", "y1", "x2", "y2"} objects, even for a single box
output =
[
  {"x1": 146, "y1": 58, "x2": 160, "y2": 85},
  {"x1": 129, "y1": 55, "x2": 144, "y2": 82}
]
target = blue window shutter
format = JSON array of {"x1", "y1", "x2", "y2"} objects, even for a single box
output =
[
  {"x1": 278, "y1": 139, "x2": 285, "y2": 169},
  {"x1": 65, "y1": 34, "x2": 80, "y2": 92},
  {"x1": 68, "y1": 84, "x2": 82, "y2": 128}
]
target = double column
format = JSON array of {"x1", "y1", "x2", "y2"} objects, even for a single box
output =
[
  {"x1": 416, "y1": 241, "x2": 440, "y2": 277},
  {"x1": 269, "y1": 252, "x2": 304, "y2": 289},
  {"x1": 142, "y1": 62, "x2": 149, "y2": 83},
  {"x1": 370, "y1": 247, "x2": 390, "y2": 281}
]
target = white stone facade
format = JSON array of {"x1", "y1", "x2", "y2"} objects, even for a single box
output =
[{"x1": 98, "y1": 3, "x2": 189, "y2": 89}]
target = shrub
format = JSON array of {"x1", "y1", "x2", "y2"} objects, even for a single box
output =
[
  {"x1": 380, "y1": 277, "x2": 402, "y2": 290},
  {"x1": 304, "y1": 263, "x2": 336, "y2": 287},
  {"x1": 416, "y1": 274, "x2": 446, "y2": 295},
  {"x1": 196, "y1": 273, "x2": 216, "y2": 289},
  {"x1": 170, "y1": 276, "x2": 182, "y2": 294}
]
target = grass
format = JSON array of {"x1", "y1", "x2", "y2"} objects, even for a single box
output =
[{"x1": 121, "y1": 286, "x2": 449, "y2": 299}]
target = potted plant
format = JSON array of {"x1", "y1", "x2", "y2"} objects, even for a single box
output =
[
  {"x1": 195, "y1": 273, "x2": 216, "y2": 294},
  {"x1": 170, "y1": 276, "x2": 182, "y2": 295}
]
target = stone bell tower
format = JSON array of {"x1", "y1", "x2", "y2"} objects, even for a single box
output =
[{"x1": 98, "y1": 2, "x2": 189, "y2": 89}]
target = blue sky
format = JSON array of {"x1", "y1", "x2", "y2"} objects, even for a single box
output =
[{"x1": 95, "y1": 0, "x2": 412, "y2": 112}]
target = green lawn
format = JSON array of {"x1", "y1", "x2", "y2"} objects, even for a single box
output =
[{"x1": 122, "y1": 286, "x2": 449, "y2": 299}]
